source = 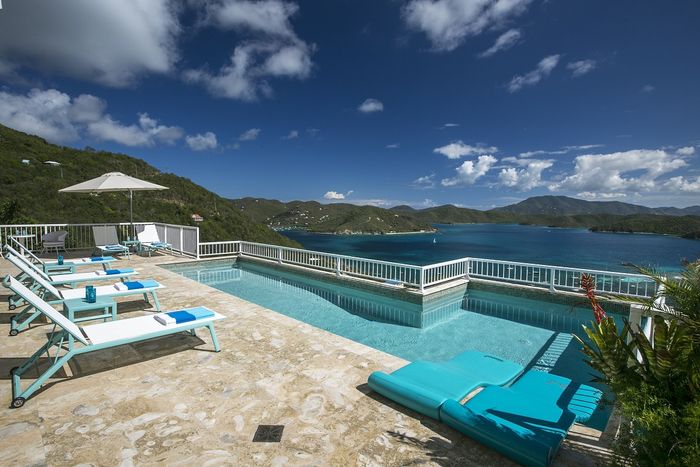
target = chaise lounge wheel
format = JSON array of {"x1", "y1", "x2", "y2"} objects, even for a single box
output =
[
  {"x1": 9, "y1": 329, "x2": 19, "y2": 337},
  {"x1": 8, "y1": 304, "x2": 16, "y2": 310},
  {"x1": 11, "y1": 397, "x2": 26, "y2": 409}
]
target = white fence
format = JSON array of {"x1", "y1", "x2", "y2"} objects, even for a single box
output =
[
  {"x1": 198, "y1": 241, "x2": 657, "y2": 298},
  {"x1": 0, "y1": 222, "x2": 659, "y2": 298},
  {"x1": 0, "y1": 222, "x2": 199, "y2": 257}
]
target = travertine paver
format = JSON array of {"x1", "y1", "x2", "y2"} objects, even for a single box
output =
[{"x1": 0, "y1": 252, "x2": 613, "y2": 466}]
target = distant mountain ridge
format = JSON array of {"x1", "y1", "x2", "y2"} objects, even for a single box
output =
[{"x1": 492, "y1": 195, "x2": 700, "y2": 216}]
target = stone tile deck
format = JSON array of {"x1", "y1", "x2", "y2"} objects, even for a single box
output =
[{"x1": 0, "y1": 252, "x2": 614, "y2": 466}]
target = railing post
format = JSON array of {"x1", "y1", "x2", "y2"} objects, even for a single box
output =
[
  {"x1": 464, "y1": 258, "x2": 470, "y2": 280},
  {"x1": 549, "y1": 267, "x2": 556, "y2": 293},
  {"x1": 420, "y1": 267, "x2": 425, "y2": 292},
  {"x1": 336, "y1": 256, "x2": 341, "y2": 276},
  {"x1": 196, "y1": 227, "x2": 200, "y2": 259},
  {"x1": 179, "y1": 227, "x2": 184, "y2": 256},
  {"x1": 277, "y1": 246, "x2": 282, "y2": 264}
]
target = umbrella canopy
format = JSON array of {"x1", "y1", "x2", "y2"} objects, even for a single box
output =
[{"x1": 59, "y1": 172, "x2": 168, "y2": 235}]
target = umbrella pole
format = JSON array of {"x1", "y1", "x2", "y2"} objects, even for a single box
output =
[{"x1": 130, "y1": 190, "x2": 134, "y2": 239}]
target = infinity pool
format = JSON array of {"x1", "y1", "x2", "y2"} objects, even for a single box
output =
[{"x1": 163, "y1": 258, "x2": 622, "y2": 430}]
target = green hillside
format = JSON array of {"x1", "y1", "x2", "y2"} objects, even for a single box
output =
[
  {"x1": 0, "y1": 124, "x2": 299, "y2": 247},
  {"x1": 232, "y1": 198, "x2": 434, "y2": 234},
  {"x1": 491, "y1": 195, "x2": 700, "y2": 216}
]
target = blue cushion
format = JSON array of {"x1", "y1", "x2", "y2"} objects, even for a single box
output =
[
  {"x1": 441, "y1": 386, "x2": 575, "y2": 467},
  {"x1": 105, "y1": 268, "x2": 134, "y2": 275},
  {"x1": 135, "y1": 279, "x2": 160, "y2": 289},
  {"x1": 367, "y1": 351, "x2": 524, "y2": 420},
  {"x1": 122, "y1": 281, "x2": 144, "y2": 290},
  {"x1": 90, "y1": 256, "x2": 111, "y2": 262},
  {"x1": 509, "y1": 371, "x2": 603, "y2": 423}
]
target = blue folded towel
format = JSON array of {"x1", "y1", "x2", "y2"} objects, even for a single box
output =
[
  {"x1": 164, "y1": 307, "x2": 214, "y2": 324},
  {"x1": 137, "y1": 279, "x2": 160, "y2": 289},
  {"x1": 122, "y1": 281, "x2": 144, "y2": 290},
  {"x1": 91, "y1": 256, "x2": 108, "y2": 262},
  {"x1": 105, "y1": 268, "x2": 134, "y2": 275}
]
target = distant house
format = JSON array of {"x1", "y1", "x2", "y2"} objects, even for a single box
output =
[
  {"x1": 191, "y1": 213, "x2": 204, "y2": 223},
  {"x1": 21, "y1": 159, "x2": 30, "y2": 165}
]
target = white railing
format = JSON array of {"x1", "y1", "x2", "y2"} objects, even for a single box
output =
[
  {"x1": 1, "y1": 222, "x2": 659, "y2": 298},
  {"x1": 0, "y1": 222, "x2": 199, "y2": 257}
]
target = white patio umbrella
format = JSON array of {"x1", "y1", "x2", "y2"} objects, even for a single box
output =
[{"x1": 59, "y1": 172, "x2": 168, "y2": 236}]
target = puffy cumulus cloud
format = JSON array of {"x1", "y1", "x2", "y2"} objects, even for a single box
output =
[
  {"x1": 0, "y1": 88, "x2": 182, "y2": 146},
  {"x1": 566, "y1": 59, "x2": 597, "y2": 77},
  {"x1": 662, "y1": 177, "x2": 700, "y2": 193},
  {"x1": 479, "y1": 29, "x2": 521, "y2": 58},
  {"x1": 402, "y1": 0, "x2": 532, "y2": 52},
  {"x1": 283, "y1": 130, "x2": 299, "y2": 139},
  {"x1": 433, "y1": 140, "x2": 497, "y2": 159},
  {"x1": 507, "y1": 54, "x2": 560, "y2": 93},
  {"x1": 186, "y1": 1, "x2": 314, "y2": 101},
  {"x1": 412, "y1": 174, "x2": 436, "y2": 189},
  {"x1": 550, "y1": 149, "x2": 689, "y2": 194},
  {"x1": 441, "y1": 155, "x2": 498, "y2": 186},
  {"x1": 239, "y1": 128, "x2": 261, "y2": 141},
  {"x1": 358, "y1": 98, "x2": 384, "y2": 113},
  {"x1": 323, "y1": 191, "x2": 346, "y2": 200},
  {"x1": 0, "y1": 0, "x2": 179, "y2": 87},
  {"x1": 498, "y1": 158, "x2": 554, "y2": 191},
  {"x1": 87, "y1": 113, "x2": 183, "y2": 147},
  {"x1": 677, "y1": 146, "x2": 696, "y2": 156},
  {"x1": 185, "y1": 132, "x2": 218, "y2": 151}
]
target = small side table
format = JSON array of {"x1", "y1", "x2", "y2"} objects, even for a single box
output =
[
  {"x1": 121, "y1": 239, "x2": 141, "y2": 254},
  {"x1": 63, "y1": 296, "x2": 117, "y2": 323},
  {"x1": 44, "y1": 262, "x2": 77, "y2": 274}
]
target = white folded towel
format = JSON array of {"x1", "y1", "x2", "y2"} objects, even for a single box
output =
[
  {"x1": 154, "y1": 313, "x2": 176, "y2": 325},
  {"x1": 114, "y1": 283, "x2": 127, "y2": 291}
]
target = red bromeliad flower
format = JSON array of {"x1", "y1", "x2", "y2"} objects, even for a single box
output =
[{"x1": 581, "y1": 274, "x2": 607, "y2": 324}]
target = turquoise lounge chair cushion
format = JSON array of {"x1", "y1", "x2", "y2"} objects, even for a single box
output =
[
  {"x1": 509, "y1": 371, "x2": 603, "y2": 423},
  {"x1": 367, "y1": 351, "x2": 523, "y2": 420},
  {"x1": 440, "y1": 386, "x2": 576, "y2": 467},
  {"x1": 105, "y1": 268, "x2": 134, "y2": 275}
]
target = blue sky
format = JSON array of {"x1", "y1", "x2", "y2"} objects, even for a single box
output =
[{"x1": 1, "y1": 0, "x2": 699, "y2": 208}]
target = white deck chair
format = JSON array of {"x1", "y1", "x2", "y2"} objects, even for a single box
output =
[
  {"x1": 92, "y1": 225, "x2": 130, "y2": 258},
  {"x1": 5, "y1": 276, "x2": 223, "y2": 408},
  {"x1": 8, "y1": 239, "x2": 117, "y2": 273},
  {"x1": 137, "y1": 224, "x2": 173, "y2": 256},
  {"x1": 6, "y1": 264, "x2": 165, "y2": 335},
  {"x1": 6, "y1": 248, "x2": 136, "y2": 286}
]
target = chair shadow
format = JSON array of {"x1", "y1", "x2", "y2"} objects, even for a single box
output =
[
  {"x1": 356, "y1": 383, "x2": 503, "y2": 466},
  {"x1": 0, "y1": 332, "x2": 217, "y2": 401}
]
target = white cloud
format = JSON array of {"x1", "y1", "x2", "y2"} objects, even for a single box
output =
[
  {"x1": 186, "y1": 1, "x2": 314, "y2": 101},
  {"x1": 566, "y1": 59, "x2": 597, "y2": 77},
  {"x1": 441, "y1": 123, "x2": 460, "y2": 128},
  {"x1": 642, "y1": 84, "x2": 655, "y2": 93},
  {"x1": 519, "y1": 144, "x2": 603, "y2": 158},
  {"x1": 402, "y1": 0, "x2": 532, "y2": 52},
  {"x1": 358, "y1": 98, "x2": 384, "y2": 113},
  {"x1": 434, "y1": 140, "x2": 498, "y2": 159},
  {"x1": 185, "y1": 132, "x2": 218, "y2": 151},
  {"x1": 412, "y1": 174, "x2": 436, "y2": 189},
  {"x1": 0, "y1": 87, "x2": 182, "y2": 146},
  {"x1": 386, "y1": 143, "x2": 400, "y2": 149},
  {"x1": 323, "y1": 191, "x2": 346, "y2": 200},
  {"x1": 441, "y1": 155, "x2": 498, "y2": 186},
  {"x1": 507, "y1": 54, "x2": 560, "y2": 92},
  {"x1": 283, "y1": 130, "x2": 299, "y2": 139},
  {"x1": 239, "y1": 128, "x2": 261, "y2": 141},
  {"x1": 550, "y1": 149, "x2": 689, "y2": 194},
  {"x1": 0, "y1": 0, "x2": 179, "y2": 87},
  {"x1": 87, "y1": 113, "x2": 183, "y2": 147},
  {"x1": 663, "y1": 176, "x2": 700, "y2": 193},
  {"x1": 498, "y1": 158, "x2": 554, "y2": 191},
  {"x1": 676, "y1": 146, "x2": 696, "y2": 156},
  {"x1": 577, "y1": 192, "x2": 627, "y2": 200},
  {"x1": 479, "y1": 29, "x2": 521, "y2": 58}
]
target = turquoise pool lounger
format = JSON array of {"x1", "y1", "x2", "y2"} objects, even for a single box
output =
[
  {"x1": 367, "y1": 350, "x2": 602, "y2": 466},
  {"x1": 5, "y1": 276, "x2": 223, "y2": 408}
]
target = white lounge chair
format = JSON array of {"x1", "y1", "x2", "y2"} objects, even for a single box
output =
[
  {"x1": 92, "y1": 225, "x2": 130, "y2": 258},
  {"x1": 8, "y1": 240, "x2": 117, "y2": 273},
  {"x1": 137, "y1": 224, "x2": 173, "y2": 256},
  {"x1": 6, "y1": 263, "x2": 164, "y2": 335},
  {"x1": 5, "y1": 276, "x2": 223, "y2": 408}
]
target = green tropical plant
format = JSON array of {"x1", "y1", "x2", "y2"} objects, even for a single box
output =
[{"x1": 576, "y1": 265, "x2": 700, "y2": 465}]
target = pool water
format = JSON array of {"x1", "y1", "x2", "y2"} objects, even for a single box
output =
[{"x1": 164, "y1": 259, "x2": 621, "y2": 430}]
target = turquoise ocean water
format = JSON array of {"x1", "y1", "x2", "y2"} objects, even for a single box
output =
[{"x1": 282, "y1": 223, "x2": 700, "y2": 272}]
